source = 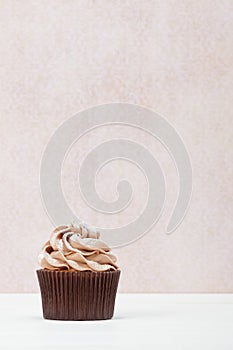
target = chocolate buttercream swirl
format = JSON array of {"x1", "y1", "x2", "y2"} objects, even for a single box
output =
[{"x1": 38, "y1": 224, "x2": 118, "y2": 272}]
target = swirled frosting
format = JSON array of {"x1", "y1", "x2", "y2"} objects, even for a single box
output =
[{"x1": 38, "y1": 224, "x2": 118, "y2": 272}]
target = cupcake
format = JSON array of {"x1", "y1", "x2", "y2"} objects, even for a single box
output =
[{"x1": 36, "y1": 223, "x2": 120, "y2": 320}]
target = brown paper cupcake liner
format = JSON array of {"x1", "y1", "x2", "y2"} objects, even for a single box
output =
[{"x1": 36, "y1": 269, "x2": 121, "y2": 320}]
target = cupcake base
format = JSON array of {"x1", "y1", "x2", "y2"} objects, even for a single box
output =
[{"x1": 36, "y1": 269, "x2": 121, "y2": 321}]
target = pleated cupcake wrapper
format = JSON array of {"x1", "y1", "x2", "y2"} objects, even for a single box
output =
[{"x1": 36, "y1": 269, "x2": 121, "y2": 320}]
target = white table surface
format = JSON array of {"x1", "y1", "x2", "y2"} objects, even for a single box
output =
[{"x1": 0, "y1": 294, "x2": 233, "y2": 350}]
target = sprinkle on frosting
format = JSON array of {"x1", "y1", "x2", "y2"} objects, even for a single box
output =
[{"x1": 38, "y1": 224, "x2": 118, "y2": 272}]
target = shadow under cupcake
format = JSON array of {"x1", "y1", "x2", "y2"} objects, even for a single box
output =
[{"x1": 36, "y1": 224, "x2": 120, "y2": 321}]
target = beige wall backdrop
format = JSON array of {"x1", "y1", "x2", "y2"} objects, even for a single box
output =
[{"x1": 0, "y1": 1, "x2": 233, "y2": 292}]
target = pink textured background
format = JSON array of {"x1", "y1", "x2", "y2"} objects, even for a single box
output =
[{"x1": 0, "y1": 1, "x2": 232, "y2": 292}]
